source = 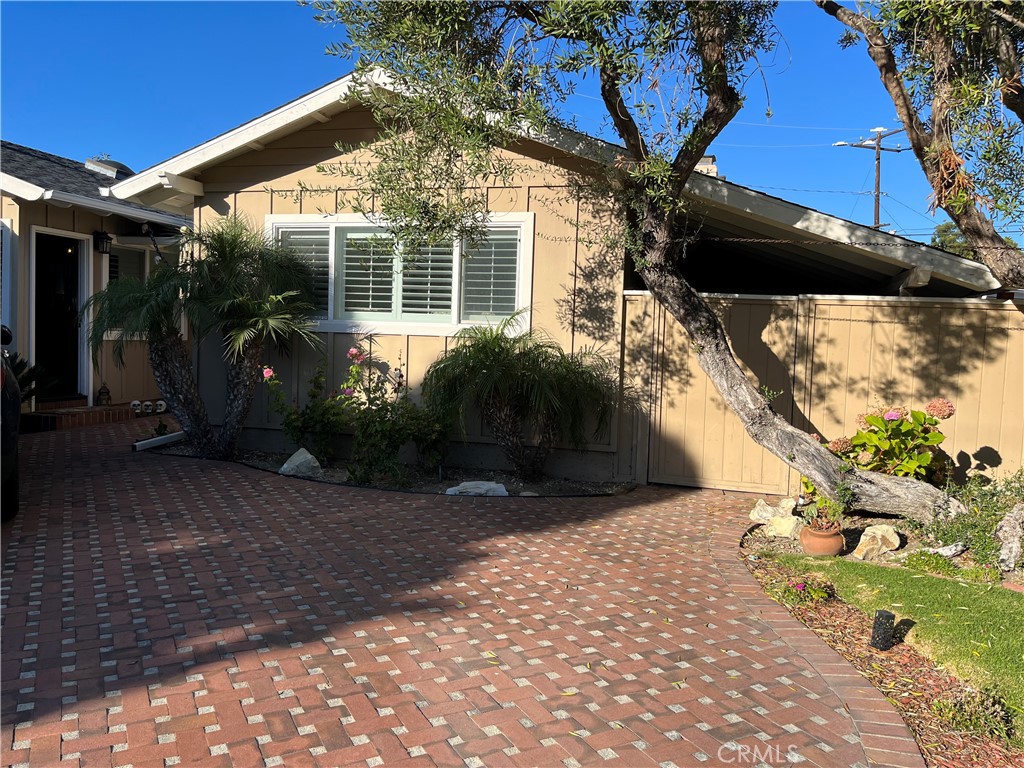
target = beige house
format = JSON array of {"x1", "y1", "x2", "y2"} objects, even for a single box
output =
[
  {"x1": 1, "y1": 142, "x2": 188, "y2": 416},
  {"x1": 109, "y1": 74, "x2": 1022, "y2": 492}
]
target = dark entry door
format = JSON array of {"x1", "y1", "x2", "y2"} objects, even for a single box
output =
[{"x1": 35, "y1": 233, "x2": 81, "y2": 398}]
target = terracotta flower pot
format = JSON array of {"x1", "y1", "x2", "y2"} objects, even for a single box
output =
[{"x1": 799, "y1": 526, "x2": 845, "y2": 556}]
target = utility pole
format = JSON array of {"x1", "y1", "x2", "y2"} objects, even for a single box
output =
[{"x1": 833, "y1": 127, "x2": 911, "y2": 228}]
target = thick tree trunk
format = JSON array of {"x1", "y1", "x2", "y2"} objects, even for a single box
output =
[
  {"x1": 638, "y1": 237, "x2": 966, "y2": 525},
  {"x1": 213, "y1": 340, "x2": 264, "y2": 460},
  {"x1": 484, "y1": 399, "x2": 549, "y2": 481},
  {"x1": 147, "y1": 334, "x2": 215, "y2": 452}
]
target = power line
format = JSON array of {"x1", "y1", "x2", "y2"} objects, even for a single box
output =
[{"x1": 743, "y1": 184, "x2": 873, "y2": 195}]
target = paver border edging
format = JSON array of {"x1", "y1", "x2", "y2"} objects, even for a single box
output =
[{"x1": 707, "y1": 525, "x2": 928, "y2": 768}]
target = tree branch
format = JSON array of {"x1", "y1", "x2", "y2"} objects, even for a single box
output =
[
  {"x1": 668, "y1": 2, "x2": 744, "y2": 192},
  {"x1": 815, "y1": 0, "x2": 1024, "y2": 287},
  {"x1": 984, "y1": 17, "x2": 1024, "y2": 123}
]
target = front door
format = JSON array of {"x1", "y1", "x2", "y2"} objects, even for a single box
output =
[{"x1": 35, "y1": 232, "x2": 82, "y2": 398}]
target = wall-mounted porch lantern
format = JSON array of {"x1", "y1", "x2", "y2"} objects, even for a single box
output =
[{"x1": 93, "y1": 231, "x2": 113, "y2": 255}]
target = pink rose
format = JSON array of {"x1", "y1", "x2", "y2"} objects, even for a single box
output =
[
  {"x1": 262, "y1": 367, "x2": 274, "y2": 380},
  {"x1": 347, "y1": 347, "x2": 361, "y2": 360},
  {"x1": 343, "y1": 387, "x2": 354, "y2": 396}
]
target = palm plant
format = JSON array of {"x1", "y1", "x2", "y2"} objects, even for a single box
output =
[
  {"x1": 421, "y1": 314, "x2": 623, "y2": 480},
  {"x1": 84, "y1": 216, "x2": 319, "y2": 458}
]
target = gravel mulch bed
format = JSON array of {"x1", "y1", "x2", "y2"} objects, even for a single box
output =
[{"x1": 744, "y1": 551, "x2": 1023, "y2": 768}]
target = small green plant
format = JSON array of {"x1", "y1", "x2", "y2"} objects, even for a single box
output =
[
  {"x1": 8, "y1": 352, "x2": 57, "y2": 403},
  {"x1": 798, "y1": 476, "x2": 845, "y2": 532},
  {"x1": 767, "y1": 575, "x2": 833, "y2": 607},
  {"x1": 800, "y1": 496, "x2": 845, "y2": 533},
  {"x1": 931, "y1": 689, "x2": 1015, "y2": 743},
  {"x1": 931, "y1": 468, "x2": 1024, "y2": 569}
]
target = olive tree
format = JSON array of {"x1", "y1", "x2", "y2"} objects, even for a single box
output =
[{"x1": 306, "y1": 0, "x2": 977, "y2": 523}]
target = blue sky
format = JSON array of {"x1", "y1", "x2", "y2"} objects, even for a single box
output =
[{"x1": 1, "y1": 0, "x2": 1002, "y2": 242}]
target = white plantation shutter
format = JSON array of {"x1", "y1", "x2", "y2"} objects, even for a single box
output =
[
  {"x1": 277, "y1": 228, "x2": 330, "y2": 315},
  {"x1": 338, "y1": 229, "x2": 395, "y2": 316},
  {"x1": 461, "y1": 229, "x2": 519, "y2": 320},
  {"x1": 400, "y1": 242, "x2": 453, "y2": 318}
]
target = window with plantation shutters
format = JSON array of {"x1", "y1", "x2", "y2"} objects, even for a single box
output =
[
  {"x1": 266, "y1": 213, "x2": 531, "y2": 331},
  {"x1": 400, "y1": 242, "x2": 453, "y2": 318},
  {"x1": 337, "y1": 229, "x2": 395, "y2": 317},
  {"x1": 276, "y1": 228, "x2": 330, "y2": 315},
  {"x1": 461, "y1": 229, "x2": 518, "y2": 321}
]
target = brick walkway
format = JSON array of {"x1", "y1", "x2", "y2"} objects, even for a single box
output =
[{"x1": 1, "y1": 421, "x2": 925, "y2": 768}]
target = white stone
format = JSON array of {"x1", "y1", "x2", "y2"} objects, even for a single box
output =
[
  {"x1": 749, "y1": 499, "x2": 780, "y2": 524},
  {"x1": 279, "y1": 448, "x2": 323, "y2": 478},
  {"x1": 445, "y1": 481, "x2": 509, "y2": 497},
  {"x1": 852, "y1": 524, "x2": 901, "y2": 561},
  {"x1": 765, "y1": 515, "x2": 805, "y2": 540}
]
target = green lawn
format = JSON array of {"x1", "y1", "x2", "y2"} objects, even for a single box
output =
[{"x1": 778, "y1": 555, "x2": 1024, "y2": 729}]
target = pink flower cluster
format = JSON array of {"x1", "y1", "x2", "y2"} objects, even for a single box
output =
[
  {"x1": 347, "y1": 347, "x2": 367, "y2": 365},
  {"x1": 925, "y1": 397, "x2": 956, "y2": 420},
  {"x1": 856, "y1": 405, "x2": 907, "y2": 430}
]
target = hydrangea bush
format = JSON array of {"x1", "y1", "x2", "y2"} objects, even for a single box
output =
[{"x1": 822, "y1": 398, "x2": 956, "y2": 484}]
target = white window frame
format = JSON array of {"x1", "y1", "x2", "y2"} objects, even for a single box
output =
[
  {"x1": 265, "y1": 212, "x2": 534, "y2": 336},
  {"x1": 101, "y1": 244, "x2": 155, "y2": 341}
]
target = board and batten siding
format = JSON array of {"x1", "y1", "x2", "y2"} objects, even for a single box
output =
[
  {"x1": 192, "y1": 106, "x2": 627, "y2": 476},
  {"x1": 639, "y1": 294, "x2": 1024, "y2": 494}
]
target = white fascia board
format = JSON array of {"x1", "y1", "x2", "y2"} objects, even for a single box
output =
[
  {"x1": 684, "y1": 173, "x2": 1000, "y2": 291},
  {"x1": 42, "y1": 190, "x2": 189, "y2": 228},
  {"x1": 110, "y1": 71, "x2": 374, "y2": 203},
  {"x1": 0, "y1": 172, "x2": 46, "y2": 201}
]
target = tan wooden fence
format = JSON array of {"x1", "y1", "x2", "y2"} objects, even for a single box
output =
[{"x1": 627, "y1": 294, "x2": 1024, "y2": 494}]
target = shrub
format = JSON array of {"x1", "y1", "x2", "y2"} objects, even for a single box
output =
[
  {"x1": 265, "y1": 344, "x2": 445, "y2": 480},
  {"x1": 818, "y1": 399, "x2": 955, "y2": 486},
  {"x1": 928, "y1": 469, "x2": 1024, "y2": 568},
  {"x1": 265, "y1": 360, "x2": 356, "y2": 464},
  {"x1": 346, "y1": 357, "x2": 446, "y2": 485},
  {"x1": 931, "y1": 689, "x2": 1015, "y2": 743},
  {"x1": 422, "y1": 313, "x2": 624, "y2": 480}
]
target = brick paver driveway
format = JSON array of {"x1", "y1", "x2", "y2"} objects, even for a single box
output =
[{"x1": 2, "y1": 421, "x2": 924, "y2": 768}]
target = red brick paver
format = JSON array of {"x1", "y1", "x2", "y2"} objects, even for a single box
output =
[{"x1": 2, "y1": 421, "x2": 925, "y2": 767}]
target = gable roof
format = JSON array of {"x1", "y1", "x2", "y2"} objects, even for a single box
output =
[
  {"x1": 0, "y1": 141, "x2": 188, "y2": 228},
  {"x1": 109, "y1": 73, "x2": 999, "y2": 294}
]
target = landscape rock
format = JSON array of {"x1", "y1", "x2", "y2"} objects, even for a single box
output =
[
  {"x1": 996, "y1": 502, "x2": 1024, "y2": 572},
  {"x1": 749, "y1": 497, "x2": 797, "y2": 524},
  {"x1": 921, "y1": 542, "x2": 967, "y2": 558},
  {"x1": 279, "y1": 448, "x2": 323, "y2": 478},
  {"x1": 445, "y1": 481, "x2": 509, "y2": 497},
  {"x1": 765, "y1": 515, "x2": 805, "y2": 540},
  {"x1": 852, "y1": 524, "x2": 901, "y2": 561},
  {"x1": 519, "y1": 491, "x2": 539, "y2": 497}
]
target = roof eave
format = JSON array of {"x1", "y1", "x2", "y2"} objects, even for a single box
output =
[
  {"x1": 110, "y1": 70, "x2": 382, "y2": 205},
  {"x1": 684, "y1": 173, "x2": 1000, "y2": 292},
  {"x1": 0, "y1": 172, "x2": 46, "y2": 201}
]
